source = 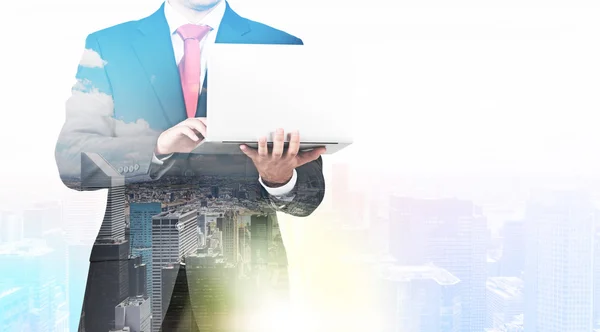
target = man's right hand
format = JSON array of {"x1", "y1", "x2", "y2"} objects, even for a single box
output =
[{"x1": 155, "y1": 118, "x2": 207, "y2": 155}]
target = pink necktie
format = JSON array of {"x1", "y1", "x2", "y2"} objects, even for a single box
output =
[{"x1": 177, "y1": 24, "x2": 212, "y2": 118}]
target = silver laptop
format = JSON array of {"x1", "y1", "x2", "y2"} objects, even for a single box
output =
[{"x1": 191, "y1": 43, "x2": 354, "y2": 155}]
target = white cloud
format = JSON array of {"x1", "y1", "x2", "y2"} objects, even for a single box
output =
[
  {"x1": 79, "y1": 49, "x2": 108, "y2": 68},
  {"x1": 56, "y1": 83, "x2": 161, "y2": 178}
]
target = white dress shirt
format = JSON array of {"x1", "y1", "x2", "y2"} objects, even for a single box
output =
[{"x1": 153, "y1": 0, "x2": 297, "y2": 197}]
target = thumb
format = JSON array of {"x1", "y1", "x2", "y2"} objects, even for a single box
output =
[{"x1": 296, "y1": 147, "x2": 326, "y2": 166}]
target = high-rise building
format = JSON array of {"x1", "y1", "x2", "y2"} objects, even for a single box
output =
[
  {"x1": 594, "y1": 230, "x2": 600, "y2": 329},
  {"x1": 198, "y1": 214, "x2": 206, "y2": 234},
  {"x1": 114, "y1": 296, "x2": 151, "y2": 332},
  {"x1": 67, "y1": 242, "x2": 91, "y2": 332},
  {"x1": 524, "y1": 190, "x2": 595, "y2": 332},
  {"x1": 379, "y1": 264, "x2": 461, "y2": 332},
  {"x1": 211, "y1": 186, "x2": 220, "y2": 199},
  {"x1": 486, "y1": 277, "x2": 523, "y2": 329},
  {"x1": 22, "y1": 208, "x2": 45, "y2": 239},
  {"x1": 129, "y1": 255, "x2": 147, "y2": 298},
  {"x1": 250, "y1": 215, "x2": 272, "y2": 272},
  {"x1": 185, "y1": 252, "x2": 238, "y2": 332},
  {"x1": 151, "y1": 209, "x2": 198, "y2": 332},
  {"x1": 222, "y1": 210, "x2": 239, "y2": 264},
  {"x1": 81, "y1": 152, "x2": 126, "y2": 242},
  {"x1": 160, "y1": 263, "x2": 198, "y2": 332},
  {"x1": 84, "y1": 240, "x2": 130, "y2": 332},
  {"x1": 0, "y1": 287, "x2": 29, "y2": 331},
  {"x1": 0, "y1": 211, "x2": 22, "y2": 244},
  {"x1": 130, "y1": 202, "x2": 161, "y2": 296},
  {"x1": 130, "y1": 203, "x2": 161, "y2": 249},
  {"x1": 499, "y1": 221, "x2": 525, "y2": 277},
  {"x1": 389, "y1": 197, "x2": 487, "y2": 332},
  {"x1": 77, "y1": 152, "x2": 131, "y2": 332},
  {"x1": 0, "y1": 239, "x2": 56, "y2": 332}
]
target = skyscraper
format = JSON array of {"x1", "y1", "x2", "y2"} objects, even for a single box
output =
[
  {"x1": 151, "y1": 209, "x2": 198, "y2": 332},
  {"x1": 186, "y1": 252, "x2": 238, "y2": 331},
  {"x1": 0, "y1": 287, "x2": 29, "y2": 331},
  {"x1": 499, "y1": 220, "x2": 525, "y2": 277},
  {"x1": 130, "y1": 203, "x2": 161, "y2": 249},
  {"x1": 130, "y1": 202, "x2": 161, "y2": 296},
  {"x1": 80, "y1": 152, "x2": 131, "y2": 332},
  {"x1": 524, "y1": 190, "x2": 595, "y2": 332},
  {"x1": 389, "y1": 197, "x2": 487, "y2": 332},
  {"x1": 0, "y1": 211, "x2": 22, "y2": 244},
  {"x1": 486, "y1": 277, "x2": 523, "y2": 329},
  {"x1": 379, "y1": 264, "x2": 461, "y2": 332},
  {"x1": 0, "y1": 239, "x2": 56, "y2": 332},
  {"x1": 211, "y1": 186, "x2": 220, "y2": 199},
  {"x1": 222, "y1": 210, "x2": 239, "y2": 264},
  {"x1": 114, "y1": 296, "x2": 152, "y2": 332},
  {"x1": 81, "y1": 152, "x2": 126, "y2": 242}
]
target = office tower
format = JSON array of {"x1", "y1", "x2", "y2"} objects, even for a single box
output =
[
  {"x1": 499, "y1": 221, "x2": 525, "y2": 277},
  {"x1": 238, "y1": 225, "x2": 250, "y2": 277},
  {"x1": 151, "y1": 209, "x2": 198, "y2": 332},
  {"x1": 130, "y1": 202, "x2": 161, "y2": 296},
  {"x1": 198, "y1": 214, "x2": 206, "y2": 234},
  {"x1": 0, "y1": 211, "x2": 22, "y2": 243},
  {"x1": 486, "y1": 277, "x2": 523, "y2": 329},
  {"x1": 0, "y1": 286, "x2": 29, "y2": 330},
  {"x1": 62, "y1": 190, "x2": 104, "y2": 245},
  {"x1": 594, "y1": 230, "x2": 600, "y2": 329},
  {"x1": 22, "y1": 208, "x2": 45, "y2": 239},
  {"x1": 222, "y1": 210, "x2": 239, "y2": 264},
  {"x1": 211, "y1": 186, "x2": 220, "y2": 199},
  {"x1": 115, "y1": 296, "x2": 151, "y2": 332},
  {"x1": 250, "y1": 215, "x2": 272, "y2": 271},
  {"x1": 54, "y1": 301, "x2": 70, "y2": 332},
  {"x1": 186, "y1": 252, "x2": 239, "y2": 331},
  {"x1": 379, "y1": 264, "x2": 461, "y2": 332},
  {"x1": 0, "y1": 239, "x2": 56, "y2": 332},
  {"x1": 78, "y1": 152, "x2": 131, "y2": 332},
  {"x1": 524, "y1": 191, "x2": 595, "y2": 332},
  {"x1": 67, "y1": 242, "x2": 90, "y2": 332},
  {"x1": 160, "y1": 263, "x2": 198, "y2": 332},
  {"x1": 129, "y1": 255, "x2": 147, "y2": 297},
  {"x1": 216, "y1": 216, "x2": 223, "y2": 232},
  {"x1": 81, "y1": 152, "x2": 126, "y2": 242},
  {"x1": 42, "y1": 228, "x2": 69, "y2": 327},
  {"x1": 22, "y1": 202, "x2": 62, "y2": 239},
  {"x1": 389, "y1": 197, "x2": 487, "y2": 332},
  {"x1": 84, "y1": 240, "x2": 130, "y2": 332},
  {"x1": 130, "y1": 203, "x2": 161, "y2": 249}
]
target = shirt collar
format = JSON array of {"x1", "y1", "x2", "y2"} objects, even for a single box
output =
[{"x1": 164, "y1": 0, "x2": 227, "y2": 36}]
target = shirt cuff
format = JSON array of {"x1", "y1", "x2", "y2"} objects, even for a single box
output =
[
  {"x1": 151, "y1": 153, "x2": 174, "y2": 165},
  {"x1": 259, "y1": 169, "x2": 297, "y2": 196}
]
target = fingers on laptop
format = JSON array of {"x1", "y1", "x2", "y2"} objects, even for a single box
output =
[
  {"x1": 287, "y1": 131, "x2": 300, "y2": 157},
  {"x1": 177, "y1": 118, "x2": 206, "y2": 138},
  {"x1": 258, "y1": 137, "x2": 269, "y2": 157},
  {"x1": 272, "y1": 128, "x2": 285, "y2": 158}
]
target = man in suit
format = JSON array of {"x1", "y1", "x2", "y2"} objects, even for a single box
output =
[{"x1": 55, "y1": 0, "x2": 325, "y2": 331}]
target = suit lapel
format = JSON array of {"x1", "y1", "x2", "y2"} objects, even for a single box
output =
[
  {"x1": 131, "y1": 1, "x2": 252, "y2": 124},
  {"x1": 132, "y1": 3, "x2": 186, "y2": 127}
]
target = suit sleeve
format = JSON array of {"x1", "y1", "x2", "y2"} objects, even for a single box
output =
[
  {"x1": 55, "y1": 33, "x2": 174, "y2": 191},
  {"x1": 259, "y1": 156, "x2": 325, "y2": 217}
]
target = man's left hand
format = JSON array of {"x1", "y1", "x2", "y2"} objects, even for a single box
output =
[{"x1": 240, "y1": 128, "x2": 326, "y2": 187}]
